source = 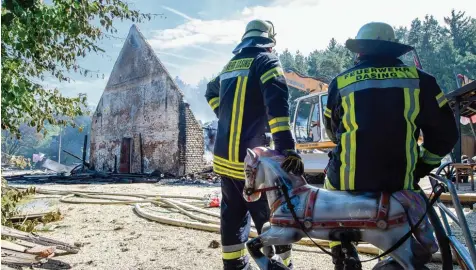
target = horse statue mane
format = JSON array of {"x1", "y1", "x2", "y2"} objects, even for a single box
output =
[{"x1": 244, "y1": 146, "x2": 306, "y2": 183}]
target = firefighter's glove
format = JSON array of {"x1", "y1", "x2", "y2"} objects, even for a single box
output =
[
  {"x1": 281, "y1": 149, "x2": 304, "y2": 176},
  {"x1": 415, "y1": 158, "x2": 439, "y2": 179}
]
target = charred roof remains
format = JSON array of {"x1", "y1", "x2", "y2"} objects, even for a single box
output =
[{"x1": 90, "y1": 25, "x2": 204, "y2": 176}]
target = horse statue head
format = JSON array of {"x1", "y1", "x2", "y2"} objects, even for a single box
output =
[{"x1": 243, "y1": 146, "x2": 306, "y2": 203}]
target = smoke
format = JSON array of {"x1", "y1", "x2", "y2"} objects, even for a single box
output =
[
  {"x1": 202, "y1": 120, "x2": 218, "y2": 166},
  {"x1": 175, "y1": 76, "x2": 217, "y2": 123},
  {"x1": 174, "y1": 76, "x2": 219, "y2": 166}
]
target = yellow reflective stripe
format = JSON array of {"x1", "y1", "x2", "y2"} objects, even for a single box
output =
[
  {"x1": 260, "y1": 67, "x2": 284, "y2": 84},
  {"x1": 323, "y1": 178, "x2": 337, "y2": 190},
  {"x1": 435, "y1": 91, "x2": 448, "y2": 108},
  {"x1": 283, "y1": 257, "x2": 291, "y2": 267},
  {"x1": 439, "y1": 98, "x2": 448, "y2": 108},
  {"x1": 213, "y1": 162, "x2": 245, "y2": 180},
  {"x1": 269, "y1": 117, "x2": 290, "y2": 134},
  {"x1": 271, "y1": 125, "x2": 290, "y2": 134},
  {"x1": 325, "y1": 107, "x2": 332, "y2": 114},
  {"x1": 208, "y1": 97, "x2": 219, "y2": 110},
  {"x1": 324, "y1": 109, "x2": 332, "y2": 118},
  {"x1": 339, "y1": 93, "x2": 358, "y2": 190},
  {"x1": 213, "y1": 155, "x2": 244, "y2": 170},
  {"x1": 348, "y1": 93, "x2": 357, "y2": 190},
  {"x1": 223, "y1": 248, "x2": 247, "y2": 260},
  {"x1": 229, "y1": 77, "x2": 242, "y2": 161},
  {"x1": 234, "y1": 76, "x2": 248, "y2": 161},
  {"x1": 420, "y1": 146, "x2": 443, "y2": 165},
  {"x1": 329, "y1": 241, "x2": 341, "y2": 248},
  {"x1": 269, "y1": 116, "x2": 290, "y2": 126},
  {"x1": 403, "y1": 88, "x2": 421, "y2": 190},
  {"x1": 213, "y1": 158, "x2": 244, "y2": 171},
  {"x1": 337, "y1": 66, "x2": 419, "y2": 89}
]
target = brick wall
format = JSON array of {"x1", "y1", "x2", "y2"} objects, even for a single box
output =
[{"x1": 183, "y1": 103, "x2": 205, "y2": 174}]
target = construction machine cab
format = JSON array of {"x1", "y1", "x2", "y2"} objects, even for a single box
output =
[{"x1": 293, "y1": 93, "x2": 330, "y2": 144}]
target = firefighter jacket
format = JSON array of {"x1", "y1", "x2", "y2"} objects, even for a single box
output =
[
  {"x1": 323, "y1": 56, "x2": 459, "y2": 192},
  {"x1": 205, "y1": 46, "x2": 295, "y2": 180}
]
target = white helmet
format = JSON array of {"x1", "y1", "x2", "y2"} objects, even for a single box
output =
[{"x1": 241, "y1": 19, "x2": 276, "y2": 43}]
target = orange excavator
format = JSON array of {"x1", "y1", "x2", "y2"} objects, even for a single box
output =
[{"x1": 281, "y1": 69, "x2": 333, "y2": 178}]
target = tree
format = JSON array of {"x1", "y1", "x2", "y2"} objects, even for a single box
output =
[
  {"x1": 444, "y1": 10, "x2": 476, "y2": 54},
  {"x1": 279, "y1": 49, "x2": 295, "y2": 70},
  {"x1": 1, "y1": 0, "x2": 160, "y2": 138},
  {"x1": 293, "y1": 50, "x2": 307, "y2": 75}
]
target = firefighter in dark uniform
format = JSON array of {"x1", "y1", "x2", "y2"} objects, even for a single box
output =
[
  {"x1": 205, "y1": 19, "x2": 304, "y2": 270},
  {"x1": 323, "y1": 22, "x2": 459, "y2": 269}
]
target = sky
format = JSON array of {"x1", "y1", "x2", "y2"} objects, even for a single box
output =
[{"x1": 44, "y1": 0, "x2": 476, "y2": 113}]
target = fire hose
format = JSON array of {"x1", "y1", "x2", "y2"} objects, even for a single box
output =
[{"x1": 20, "y1": 187, "x2": 454, "y2": 264}]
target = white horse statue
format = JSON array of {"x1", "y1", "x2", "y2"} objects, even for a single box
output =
[{"x1": 242, "y1": 147, "x2": 438, "y2": 270}]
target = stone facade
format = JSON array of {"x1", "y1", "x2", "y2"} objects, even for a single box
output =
[{"x1": 90, "y1": 24, "x2": 204, "y2": 176}]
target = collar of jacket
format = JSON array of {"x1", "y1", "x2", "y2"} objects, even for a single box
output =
[
  {"x1": 232, "y1": 36, "x2": 275, "y2": 55},
  {"x1": 356, "y1": 55, "x2": 405, "y2": 66}
]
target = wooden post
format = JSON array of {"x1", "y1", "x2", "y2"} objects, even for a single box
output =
[
  {"x1": 455, "y1": 98, "x2": 462, "y2": 163},
  {"x1": 139, "y1": 133, "x2": 144, "y2": 174},
  {"x1": 82, "y1": 135, "x2": 88, "y2": 172},
  {"x1": 58, "y1": 128, "x2": 62, "y2": 163},
  {"x1": 114, "y1": 155, "x2": 117, "y2": 173}
]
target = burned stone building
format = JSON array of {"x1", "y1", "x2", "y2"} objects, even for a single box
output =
[{"x1": 90, "y1": 25, "x2": 204, "y2": 176}]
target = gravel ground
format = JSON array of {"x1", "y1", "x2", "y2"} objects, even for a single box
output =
[{"x1": 7, "y1": 181, "x2": 473, "y2": 270}]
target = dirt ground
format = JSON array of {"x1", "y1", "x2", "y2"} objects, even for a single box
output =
[{"x1": 6, "y1": 180, "x2": 474, "y2": 270}]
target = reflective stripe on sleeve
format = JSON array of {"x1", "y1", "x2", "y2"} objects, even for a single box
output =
[
  {"x1": 268, "y1": 116, "x2": 291, "y2": 134},
  {"x1": 436, "y1": 92, "x2": 448, "y2": 108},
  {"x1": 260, "y1": 67, "x2": 284, "y2": 84},
  {"x1": 208, "y1": 97, "x2": 219, "y2": 111},
  {"x1": 324, "y1": 107, "x2": 332, "y2": 118},
  {"x1": 420, "y1": 146, "x2": 444, "y2": 165}
]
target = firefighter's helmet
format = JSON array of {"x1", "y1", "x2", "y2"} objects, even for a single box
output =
[
  {"x1": 345, "y1": 22, "x2": 414, "y2": 58},
  {"x1": 242, "y1": 19, "x2": 276, "y2": 43}
]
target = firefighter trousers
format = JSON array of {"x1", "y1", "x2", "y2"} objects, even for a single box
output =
[{"x1": 220, "y1": 177, "x2": 293, "y2": 269}]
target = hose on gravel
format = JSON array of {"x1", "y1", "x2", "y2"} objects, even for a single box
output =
[{"x1": 26, "y1": 187, "x2": 452, "y2": 263}]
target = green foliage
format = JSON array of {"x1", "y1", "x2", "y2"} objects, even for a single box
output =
[
  {"x1": 1, "y1": 179, "x2": 63, "y2": 233},
  {"x1": 1, "y1": 180, "x2": 36, "y2": 228},
  {"x1": 1, "y1": 0, "x2": 158, "y2": 138}
]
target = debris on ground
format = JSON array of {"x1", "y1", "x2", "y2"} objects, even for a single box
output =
[
  {"x1": 208, "y1": 240, "x2": 220, "y2": 249},
  {"x1": 1, "y1": 226, "x2": 79, "y2": 269}
]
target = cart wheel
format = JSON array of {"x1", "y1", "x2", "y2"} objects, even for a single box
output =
[
  {"x1": 436, "y1": 162, "x2": 469, "y2": 183},
  {"x1": 436, "y1": 163, "x2": 456, "y2": 183}
]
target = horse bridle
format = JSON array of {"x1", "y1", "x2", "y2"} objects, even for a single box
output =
[{"x1": 244, "y1": 158, "x2": 281, "y2": 196}]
